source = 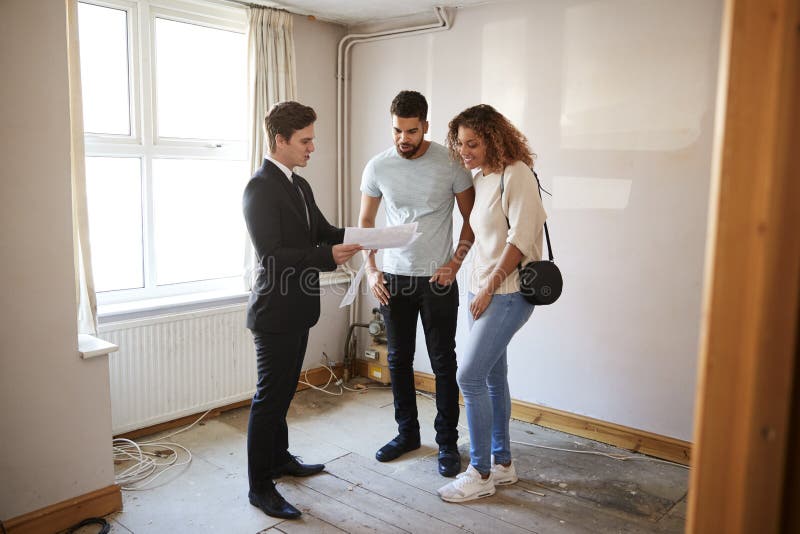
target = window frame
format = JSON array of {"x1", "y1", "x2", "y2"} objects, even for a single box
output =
[{"x1": 80, "y1": 0, "x2": 249, "y2": 307}]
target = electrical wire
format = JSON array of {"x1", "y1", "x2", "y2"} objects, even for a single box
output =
[
  {"x1": 298, "y1": 354, "x2": 344, "y2": 396},
  {"x1": 111, "y1": 356, "x2": 392, "y2": 490},
  {"x1": 139, "y1": 409, "x2": 213, "y2": 444},
  {"x1": 113, "y1": 438, "x2": 193, "y2": 490},
  {"x1": 112, "y1": 408, "x2": 212, "y2": 490},
  {"x1": 298, "y1": 365, "x2": 343, "y2": 396},
  {"x1": 509, "y1": 439, "x2": 690, "y2": 469},
  {"x1": 343, "y1": 382, "x2": 391, "y2": 392},
  {"x1": 298, "y1": 354, "x2": 393, "y2": 395},
  {"x1": 66, "y1": 517, "x2": 110, "y2": 533}
]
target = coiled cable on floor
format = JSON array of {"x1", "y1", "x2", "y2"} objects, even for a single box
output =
[
  {"x1": 113, "y1": 437, "x2": 193, "y2": 490},
  {"x1": 113, "y1": 409, "x2": 212, "y2": 490},
  {"x1": 66, "y1": 517, "x2": 110, "y2": 533}
]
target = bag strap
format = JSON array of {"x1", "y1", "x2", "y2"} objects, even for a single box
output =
[{"x1": 500, "y1": 167, "x2": 555, "y2": 262}]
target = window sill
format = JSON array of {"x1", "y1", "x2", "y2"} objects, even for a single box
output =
[
  {"x1": 97, "y1": 271, "x2": 353, "y2": 324},
  {"x1": 98, "y1": 289, "x2": 250, "y2": 324},
  {"x1": 79, "y1": 334, "x2": 119, "y2": 359}
]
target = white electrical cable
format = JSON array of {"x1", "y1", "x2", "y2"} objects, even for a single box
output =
[
  {"x1": 113, "y1": 438, "x2": 194, "y2": 490},
  {"x1": 112, "y1": 360, "x2": 396, "y2": 490},
  {"x1": 509, "y1": 439, "x2": 690, "y2": 469},
  {"x1": 298, "y1": 364, "x2": 344, "y2": 396},
  {"x1": 139, "y1": 409, "x2": 213, "y2": 444},
  {"x1": 298, "y1": 355, "x2": 393, "y2": 395},
  {"x1": 112, "y1": 408, "x2": 213, "y2": 490},
  {"x1": 342, "y1": 382, "x2": 391, "y2": 392}
]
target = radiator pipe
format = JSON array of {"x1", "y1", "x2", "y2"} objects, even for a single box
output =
[
  {"x1": 337, "y1": 7, "x2": 452, "y2": 381},
  {"x1": 343, "y1": 322, "x2": 369, "y2": 381}
]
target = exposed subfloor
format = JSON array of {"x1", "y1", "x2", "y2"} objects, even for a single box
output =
[{"x1": 94, "y1": 381, "x2": 688, "y2": 533}]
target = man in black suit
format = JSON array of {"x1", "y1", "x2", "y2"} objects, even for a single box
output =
[{"x1": 242, "y1": 101, "x2": 361, "y2": 519}]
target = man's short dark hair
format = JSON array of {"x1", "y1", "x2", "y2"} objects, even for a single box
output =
[
  {"x1": 265, "y1": 101, "x2": 317, "y2": 152},
  {"x1": 390, "y1": 90, "x2": 428, "y2": 121}
]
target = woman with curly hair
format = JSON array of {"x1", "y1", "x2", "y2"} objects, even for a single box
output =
[{"x1": 437, "y1": 104, "x2": 546, "y2": 502}]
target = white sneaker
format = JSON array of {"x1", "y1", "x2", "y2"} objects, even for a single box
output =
[
  {"x1": 491, "y1": 460, "x2": 518, "y2": 485},
  {"x1": 437, "y1": 465, "x2": 495, "y2": 502}
]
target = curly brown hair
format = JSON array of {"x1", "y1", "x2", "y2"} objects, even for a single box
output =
[{"x1": 446, "y1": 104, "x2": 534, "y2": 172}]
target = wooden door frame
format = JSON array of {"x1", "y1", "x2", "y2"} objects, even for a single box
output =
[{"x1": 687, "y1": 0, "x2": 800, "y2": 531}]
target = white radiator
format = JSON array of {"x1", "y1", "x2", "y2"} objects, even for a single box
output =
[{"x1": 100, "y1": 304, "x2": 256, "y2": 434}]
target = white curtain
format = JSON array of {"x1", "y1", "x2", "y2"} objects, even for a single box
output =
[
  {"x1": 244, "y1": 7, "x2": 297, "y2": 289},
  {"x1": 67, "y1": 0, "x2": 98, "y2": 334}
]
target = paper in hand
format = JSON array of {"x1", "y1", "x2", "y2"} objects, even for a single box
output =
[
  {"x1": 343, "y1": 222, "x2": 420, "y2": 249},
  {"x1": 339, "y1": 223, "x2": 421, "y2": 308}
]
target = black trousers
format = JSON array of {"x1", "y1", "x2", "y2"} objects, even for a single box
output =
[
  {"x1": 247, "y1": 328, "x2": 309, "y2": 492},
  {"x1": 380, "y1": 274, "x2": 460, "y2": 447}
]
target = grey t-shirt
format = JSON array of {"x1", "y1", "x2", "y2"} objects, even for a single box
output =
[{"x1": 361, "y1": 141, "x2": 473, "y2": 276}]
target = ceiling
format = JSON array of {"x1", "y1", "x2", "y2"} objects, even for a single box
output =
[{"x1": 248, "y1": 0, "x2": 509, "y2": 27}]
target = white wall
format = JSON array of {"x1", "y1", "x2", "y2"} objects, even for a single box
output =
[
  {"x1": 0, "y1": 0, "x2": 115, "y2": 520},
  {"x1": 294, "y1": 14, "x2": 345, "y2": 221},
  {"x1": 293, "y1": 14, "x2": 351, "y2": 366},
  {"x1": 349, "y1": 0, "x2": 723, "y2": 441}
]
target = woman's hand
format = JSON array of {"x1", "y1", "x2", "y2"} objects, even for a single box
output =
[{"x1": 470, "y1": 288, "x2": 493, "y2": 320}]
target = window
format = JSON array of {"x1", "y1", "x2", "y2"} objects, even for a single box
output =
[{"x1": 78, "y1": 0, "x2": 248, "y2": 306}]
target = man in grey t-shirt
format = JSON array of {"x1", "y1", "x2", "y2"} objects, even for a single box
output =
[{"x1": 358, "y1": 91, "x2": 475, "y2": 477}]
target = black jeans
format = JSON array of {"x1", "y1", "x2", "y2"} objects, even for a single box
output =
[
  {"x1": 380, "y1": 273, "x2": 460, "y2": 447},
  {"x1": 247, "y1": 328, "x2": 309, "y2": 492}
]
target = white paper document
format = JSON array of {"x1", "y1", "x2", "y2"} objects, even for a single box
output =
[
  {"x1": 343, "y1": 222, "x2": 421, "y2": 249},
  {"x1": 339, "y1": 223, "x2": 421, "y2": 308},
  {"x1": 338, "y1": 262, "x2": 367, "y2": 308}
]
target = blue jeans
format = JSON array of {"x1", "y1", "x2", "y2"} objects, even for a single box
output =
[{"x1": 457, "y1": 292, "x2": 534, "y2": 474}]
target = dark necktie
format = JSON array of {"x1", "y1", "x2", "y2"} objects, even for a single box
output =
[{"x1": 291, "y1": 174, "x2": 309, "y2": 227}]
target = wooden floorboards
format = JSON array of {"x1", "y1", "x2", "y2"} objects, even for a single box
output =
[
  {"x1": 103, "y1": 384, "x2": 688, "y2": 533},
  {"x1": 264, "y1": 448, "x2": 687, "y2": 534}
]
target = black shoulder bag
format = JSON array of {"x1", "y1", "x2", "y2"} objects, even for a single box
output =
[{"x1": 500, "y1": 167, "x2": 563, "y2": 305}]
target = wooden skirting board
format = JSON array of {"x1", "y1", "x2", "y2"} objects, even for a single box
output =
[
  {"x1": 3, "y1": 484, "x2": 121, "y2": 534},
  {"x1": 366, "y1": 366, "x2": 691, "y2": 466}
]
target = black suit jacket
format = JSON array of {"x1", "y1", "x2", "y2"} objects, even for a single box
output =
[{"x1": 243, "y1": 159, "x2": 345, "y2": 333}]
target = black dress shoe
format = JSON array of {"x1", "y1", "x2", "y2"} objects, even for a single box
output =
[
  {"x1": 375, "y1": 435, "x2": 421, "y2": 462},
  {"x1": 271, "y1": 456, "x2": 325, "y2": 478},
  {"x1": 248, "y1": 486, "x2": 301, "y2": 519},
  {"x1": 438, "y1": 445, "x2": 461, "y2": 477}
]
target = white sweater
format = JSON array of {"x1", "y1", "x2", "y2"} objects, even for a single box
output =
[{"x1": 469, "y1": 160, "x2": 547, "y2": 295}]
